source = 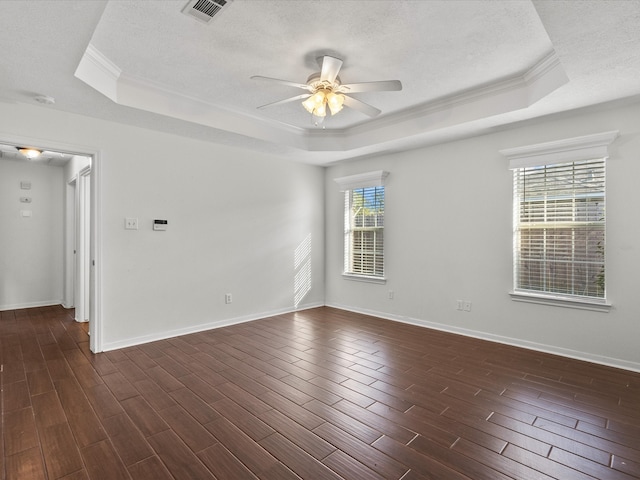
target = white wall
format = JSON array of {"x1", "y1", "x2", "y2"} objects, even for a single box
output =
[
  {"x1": 0, "y1": 103, "x2": 325, "y2": 350},
  {"x1": 0, "y1": 158, "x2": 64, "y2": 309},
  {"x1": 325, "y1": 100, "x2": 640, "y2": 372},
  {"x1": 3, "y1": 98, "x2": 639, "y2": 371}
]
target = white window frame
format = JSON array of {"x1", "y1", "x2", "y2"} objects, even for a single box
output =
[
  {"x1": 501, "y1": 131, "x2": 618, "y2": 312},
  {"x1": 334, "y1": 171, "x2": 388, "y2": 283}
]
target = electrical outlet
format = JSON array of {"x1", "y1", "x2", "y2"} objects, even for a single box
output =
[
  {"x1": 463, "y1": 301, "x2": 472, "y2": 312},
  {"x1": 124, "y1": 218, "x2": 138, "y2": 230},
  {"x1": 388, "y1": 290, "x2": 394, "y2": 300},
  {"x1": 225, "y1": 293, "x2": 232, "y2": 304}
]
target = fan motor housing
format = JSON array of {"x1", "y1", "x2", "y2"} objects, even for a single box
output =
[{"x1": 306, "y1": 73, "x2": 341, "y2": 92}]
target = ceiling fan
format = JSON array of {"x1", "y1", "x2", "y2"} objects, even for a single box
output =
[{"x1": 251, "y1": 55, "x2": 402, "y2": 121}]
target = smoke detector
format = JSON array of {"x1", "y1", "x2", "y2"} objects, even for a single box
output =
[{"x1": 34, "y1": 95, "x2": 55, "y2": 105}]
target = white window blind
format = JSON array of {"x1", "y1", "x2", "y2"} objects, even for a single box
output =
[
  {"x1": 501, "y1": 131, "x2": 617, "y2": 307},
  {"x1": 334, "y1": 171, "x2": 388, "y2": 281},
  {"x1": 513, "y1": 159, "x2": 605, "y2": 299},
  {"x1": 345, "y1": 186, "x2": 385, "y2": 277}
]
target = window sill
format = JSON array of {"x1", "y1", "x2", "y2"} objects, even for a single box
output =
[
  {"x1": 342, "y1": 273, "x2": 387, "y2": 284},
  {"x1": 509, "y1": 291, "x2": 611, "y2": 312}
]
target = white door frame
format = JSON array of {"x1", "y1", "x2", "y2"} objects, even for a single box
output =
[
  {"x1": 64, "y1": 178, "x2": 77, "y2": 309},
  {"x1": 88, "y1": 151, "x2": 102, "y2": 353},
  {"x1": 75, "y1": 165, "x2": 91, "y2": 323},
  {"x1": 0, "y1": 132, "x2": 103, "y2": 352}
]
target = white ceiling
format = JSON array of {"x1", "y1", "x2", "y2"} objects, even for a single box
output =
[
  {"x1": 1, "y1": 0, "x2": 639, "y2": 165},
  {"x1": 0, "y1": 143, "x2": 74, "y2": 167}
]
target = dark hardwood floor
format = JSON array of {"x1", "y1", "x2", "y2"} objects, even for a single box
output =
[{"x1": 1, "y1": 305, "x2": 639, "y2": 479}]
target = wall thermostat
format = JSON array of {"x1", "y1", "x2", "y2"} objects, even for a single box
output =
[{"x1": 153, "y1": 219, "x2": 168, "y2": 231}]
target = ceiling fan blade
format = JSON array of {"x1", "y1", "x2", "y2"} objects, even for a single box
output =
[
  {"x1": 342, "y1": 95, "x2": 381, "y2": 117},
  {"x1": 339, "y1": 80, "x2": 403, "y2": 93},
  {"x1": 320, "y1": 56, "x2": 343, "y2": 83},
  {"x1": 250, "y1": 76, "x2": 311, "y2": 91},
  {"x1": 257, "y1": 93, "x2": 311, "y2": 110}
]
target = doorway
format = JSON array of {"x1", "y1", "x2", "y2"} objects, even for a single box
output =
[{"x1": 0, "y1": 137, "x2": 101, "y2": 352}]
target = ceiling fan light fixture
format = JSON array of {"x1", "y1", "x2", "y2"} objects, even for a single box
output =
[
  {"x1": 254, "y1": 55, "x2": 401, "y2": 122},
  {"x1": 302, "y1": 91, "x2": 324, "y2": 113},
  {"x1": 17, "y1": 147, "x2": 42, "y2": 159},
  {"x1": 301, "y1": 97, "x2": 316, "y2": 114},
  {"x1": 302, "y1": 90, "x2": 329, "y2": 116},
  {"x1": 327, "y1": 92, "x2": 344, "y2": 115}
]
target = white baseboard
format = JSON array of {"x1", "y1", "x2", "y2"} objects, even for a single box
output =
[
  {"x1": 0, "y1": 300, "x2": 63, "y2": 312},
  {"x1": 326, "y1": 302, "x2": 640, "y2": 374},
  {"x1": 93, "y1": 299, "x2": 640, "y2": 373},
  {"x1": 101, "y1": 301, "x2": 325, "y2": 352}
]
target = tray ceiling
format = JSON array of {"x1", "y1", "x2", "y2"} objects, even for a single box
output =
[{"x1": 1, "y1": 1, "x2": 639, "y2": 165}]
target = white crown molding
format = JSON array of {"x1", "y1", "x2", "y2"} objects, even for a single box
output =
[
  {"x1": 501, "y1": 130, "x2": 620, "y2": 169},
  {"x1": 75, "y1": 45, "x2": 568, "y2": 155},
  {"x1": 116, "y1": 72, "x2": 306, "y2": 149},
  {"x1": 524, "y1": 50, "x2": 563, "y2": 85},
  {"x1": 76, "y1": 45, "x2": 306, "y2": 148},
  {"x1": 523, "y1": 50, "x2": 569, "y2": 105},
  {"x1": 74, "y1": 44, "x2": 121, "y2": 102},
  {"x1": 335, "y1": 50, "x2": 568, "y2": 151}
]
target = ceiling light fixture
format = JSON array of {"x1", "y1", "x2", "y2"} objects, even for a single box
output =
[
  {"x1": 252, "y1": 56, "x2": 402, "y2": 124},
  {"x1": 301, "y1": 73, "x2": 346, "y2": 120},
  {"x1": 17, "y1": 147, "x2": 42, "y2": 159},
  {"x1": 302, "y1": 86, "x2": 345, "y2": 118}
]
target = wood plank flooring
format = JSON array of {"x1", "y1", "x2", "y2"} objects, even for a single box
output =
[{"x1": 1, "y1": 305, "x2": 639, "y2": 479}]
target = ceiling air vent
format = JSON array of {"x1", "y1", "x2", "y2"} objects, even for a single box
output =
[{"x1": 182, "y1": 0, "x2": 232, "y2": 24}]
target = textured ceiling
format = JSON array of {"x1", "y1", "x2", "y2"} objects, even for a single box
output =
[
  {"x1": 1, "y1": 1, "x2": 639, "y2": 165},
  {"x1": 87, "y1": 0, "x2": 551, "y2": 126}
]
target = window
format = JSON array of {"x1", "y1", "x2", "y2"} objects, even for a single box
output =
[
  {"x1": 513, "y1": 159, "x2": 605, "y2": 298},
  {"x1": 345, "y1": 186, "x2": 385, "y2": 277},
  {"x1": 334, "y1": 171, "x2": 388, "y2": 282},
  {"x1": 501, "y1": 131, "x2": 617, "y2": 310}
]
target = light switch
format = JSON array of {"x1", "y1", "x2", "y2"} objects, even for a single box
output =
[{"x1": 124, "y1": 218, "x2": 138, "y2": 230}]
